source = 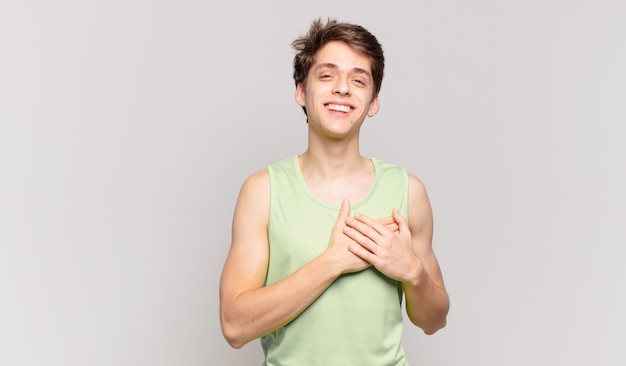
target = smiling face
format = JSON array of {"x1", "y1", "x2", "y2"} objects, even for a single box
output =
[{"x1": 295, "y1": 41, "x2": 380, "y2": 139}]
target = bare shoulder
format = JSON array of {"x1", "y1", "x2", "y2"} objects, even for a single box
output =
[
  {"x1": 407, "y1": 173, "x2": 429, "y2": 201},
  {"x1": 232, "y1": 167, "x2": 271, "y2": 243},
  {"x1": 407, "y1": 173, "x2": 432, "y2": 219},
  {"x1": 406, "y1": 172, "x2": 434, "y2": 248},
  {"x1": 238, "y1": 168, "x2": 270, "y2": 203}
]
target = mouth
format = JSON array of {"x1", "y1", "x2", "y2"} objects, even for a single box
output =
[{"x1": 325, "y1": 103, "x2": 353, "y2": 113}]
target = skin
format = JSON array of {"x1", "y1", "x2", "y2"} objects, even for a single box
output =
[{"x1": 219, "y1": 41, "x2": 449, "y2": 349}]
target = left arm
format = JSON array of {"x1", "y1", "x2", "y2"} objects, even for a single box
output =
[
  {"x1": 343, "y1": 173, "x2": 449, "y2": 334},
  {"x1": 401, "y1": 173, "x2": 449, "y2": 334}
]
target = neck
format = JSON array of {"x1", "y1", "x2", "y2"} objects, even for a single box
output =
[
  {"x1": 297, "y1": 142, "x2": 376, "y2": 205},
  {"x1": 298, "y1": 142, "x2": 368, "y2": 181}
]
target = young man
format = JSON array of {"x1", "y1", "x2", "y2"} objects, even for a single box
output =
[{"x1": 219, "y1": 18, "x2": 449, "y2": 365}]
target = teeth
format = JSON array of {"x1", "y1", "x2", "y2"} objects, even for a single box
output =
[{"x1": 326, "y1": 104, "x2": 351, "y2": 112}]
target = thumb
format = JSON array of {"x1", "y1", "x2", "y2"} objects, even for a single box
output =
[
  {"x1": 331, "y1": 199, "x2": 351, "y2": 239},
  {"x1": 392, "y1": 208, "x2": 408, "y2": 233},
  {"x1": 337, "y1": 199, "x2": 351, "y2": 222}
]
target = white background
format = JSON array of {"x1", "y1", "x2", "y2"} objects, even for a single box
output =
[{"x1": 1, "y1": 1, "x2": 625, "y2": 365}]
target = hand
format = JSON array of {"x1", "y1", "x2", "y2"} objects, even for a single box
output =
[
  {"x1": 377, "y1": 216, "x2": 399, "y2": 233},
  {"x1": 326, "y1": 200, "x2": 371, "y2": 274},
  {"x1": 344, "y1": 208, "x2": 422, "y2": 283}
]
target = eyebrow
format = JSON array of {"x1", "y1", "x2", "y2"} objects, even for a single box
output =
[{"x1": 313, "y1": 63, "x2": 372, "y2": 78}]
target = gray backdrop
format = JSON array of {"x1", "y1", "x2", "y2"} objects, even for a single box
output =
[{"x1": 2, "y1": 0, "x2": 625, "y2": 365}]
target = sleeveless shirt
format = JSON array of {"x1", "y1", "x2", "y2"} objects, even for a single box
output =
[{"x1": 262, "y1": 155, "x2": 410, "y2": 366}]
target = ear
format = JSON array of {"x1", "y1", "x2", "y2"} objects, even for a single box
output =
[
  {"x1": 295, "y1": 83, "x2": 306, "y2": 107},
  {"x1": 367, "y1": 94, "x2": 380, "y2": 117}
]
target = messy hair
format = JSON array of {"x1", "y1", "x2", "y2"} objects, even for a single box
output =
[{"x1": 292, "y1": 18, "x2": 385, "y2": 98}]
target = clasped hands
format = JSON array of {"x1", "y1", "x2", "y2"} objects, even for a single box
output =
[{"x1": 329, "y1": 199, "x2": 422, "y2": 283}]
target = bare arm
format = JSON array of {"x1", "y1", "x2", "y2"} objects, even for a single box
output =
[
  {"x1": 219, "y1": 170, "x2": 369, "y2": 348},
  {"x1": 343, "y1": 173, "x2": 449, "y2": 334},
  {"x1": 401, "y1": 174, "x2": 449, "y2": 334}
]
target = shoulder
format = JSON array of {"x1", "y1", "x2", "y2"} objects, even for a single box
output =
[
  {"x1": 407, "y1": 173, "x2": 428, "y2": 201},
  {"x1": 238, "y1": 167, "x2": 270, "y2": 202},
  {"x1": 371, "y1": 158, "x2": 409, "y2": 188},
  {"x1": 237, "y1": 155, "x2": 297, "y2": 212},
  {"x1": 241, "y1": 168, "x2": 270, "y2": 192},
  {"x1": 372, "y1": 157, "x2": 405, "y2": 173},
  {"x1": 234, "y1": 168, "x2": 271, "y2": 223},
  {"x1": 372, "y1": 158, "x2": 426, "y2": 194},
  {"x1": 406, "y1": 172, "x2": 433, "y2": 232}
]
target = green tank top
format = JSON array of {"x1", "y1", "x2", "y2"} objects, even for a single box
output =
[{"x1": 262, "y1": 155, "x2": 410, "y2": 366}]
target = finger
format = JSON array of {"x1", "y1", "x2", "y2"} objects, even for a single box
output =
[
  {"x1": 348, "y1": 241, "x2": 377, "y2": 264},
  {"x1": 376, "y1": 216, "x2": 394, "y2": 226},
  {"x1": 392, "y1": 208, "x2": 408, "y2": 233},
  {"x1": 335, "y1": 199, "x2": 351, "y2": 225},
  {"x1": 331, "y1": 200, "x2": 351, "y2": 242},
  {"x1": 376, "y1": 216, "x2": 398, "y2": 232},
  {"x1": 344, "y1": 219, "x2": 381, "y2": 250},
  {"x1": 353, "y1": 212, "x2": 386, "y2": 236},
  {"x1": 386, "y1": 222, "x2": 399, "y2": 232}
]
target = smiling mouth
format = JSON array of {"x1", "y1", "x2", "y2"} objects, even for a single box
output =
[{"x1": 325, "y1": 103, "x2": 352, "y2": 113}]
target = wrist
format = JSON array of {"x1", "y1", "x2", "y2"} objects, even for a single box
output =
[
  {"x1": 316, "y1": 249, "x2": 344, "y2": 279},
  {"x1": 404, "y1": 256, "x2": 427, "y2": 287}
]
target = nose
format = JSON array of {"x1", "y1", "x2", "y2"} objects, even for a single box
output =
[{"x1": 332, "y1": 76, "x2": 350, "y2": 96}]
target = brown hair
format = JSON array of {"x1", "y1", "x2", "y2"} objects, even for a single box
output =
[{"x1": 292, "y1": 18, "x2": 385, "y2": 97}]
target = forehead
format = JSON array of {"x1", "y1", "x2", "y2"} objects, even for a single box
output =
[{"x1": 312, "y1": 41, "x2": 372, "y2": 73}]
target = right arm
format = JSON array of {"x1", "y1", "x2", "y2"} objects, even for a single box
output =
[{"x1": 219, "y1": 169, "x2": 367, "y2": 349}]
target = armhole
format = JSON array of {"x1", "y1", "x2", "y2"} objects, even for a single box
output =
[
  {"x1": 266, "y1": 165, "x2": 275, "y2": 232},
  {"x1": 402, "y1": 168, "x2": 410, "y2": 220}
]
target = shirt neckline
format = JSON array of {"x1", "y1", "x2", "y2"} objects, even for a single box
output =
[{"x1": 291, "y1": 154, "x2": 380, "y2": 210}]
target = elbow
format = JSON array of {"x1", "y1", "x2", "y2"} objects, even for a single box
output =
[
  {"x1": 422, "y1": 317, "x2": 447, "y2": 335},
  {"x1": 225, "y1": 337, "x2": 246, "y2": 350},
  {"x1": 420, "y1": 294, "x2": 450, "y2": 335},
  {"x1": 221, "y1": 324, "x2": 246, "y2": 349},
  {"x1": 409, "y1": 315, "x2": 447, "y2": 335},
  {"x1": 220, "y1": 315, "x2": 248, "y2": 349},
  {"x1": 411, "y1": 303, "x2": 449, "y2": 335}
]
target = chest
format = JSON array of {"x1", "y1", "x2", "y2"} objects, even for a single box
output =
[{"x1": 304, "y1": 174, "x2": 375, "y2": 206}]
